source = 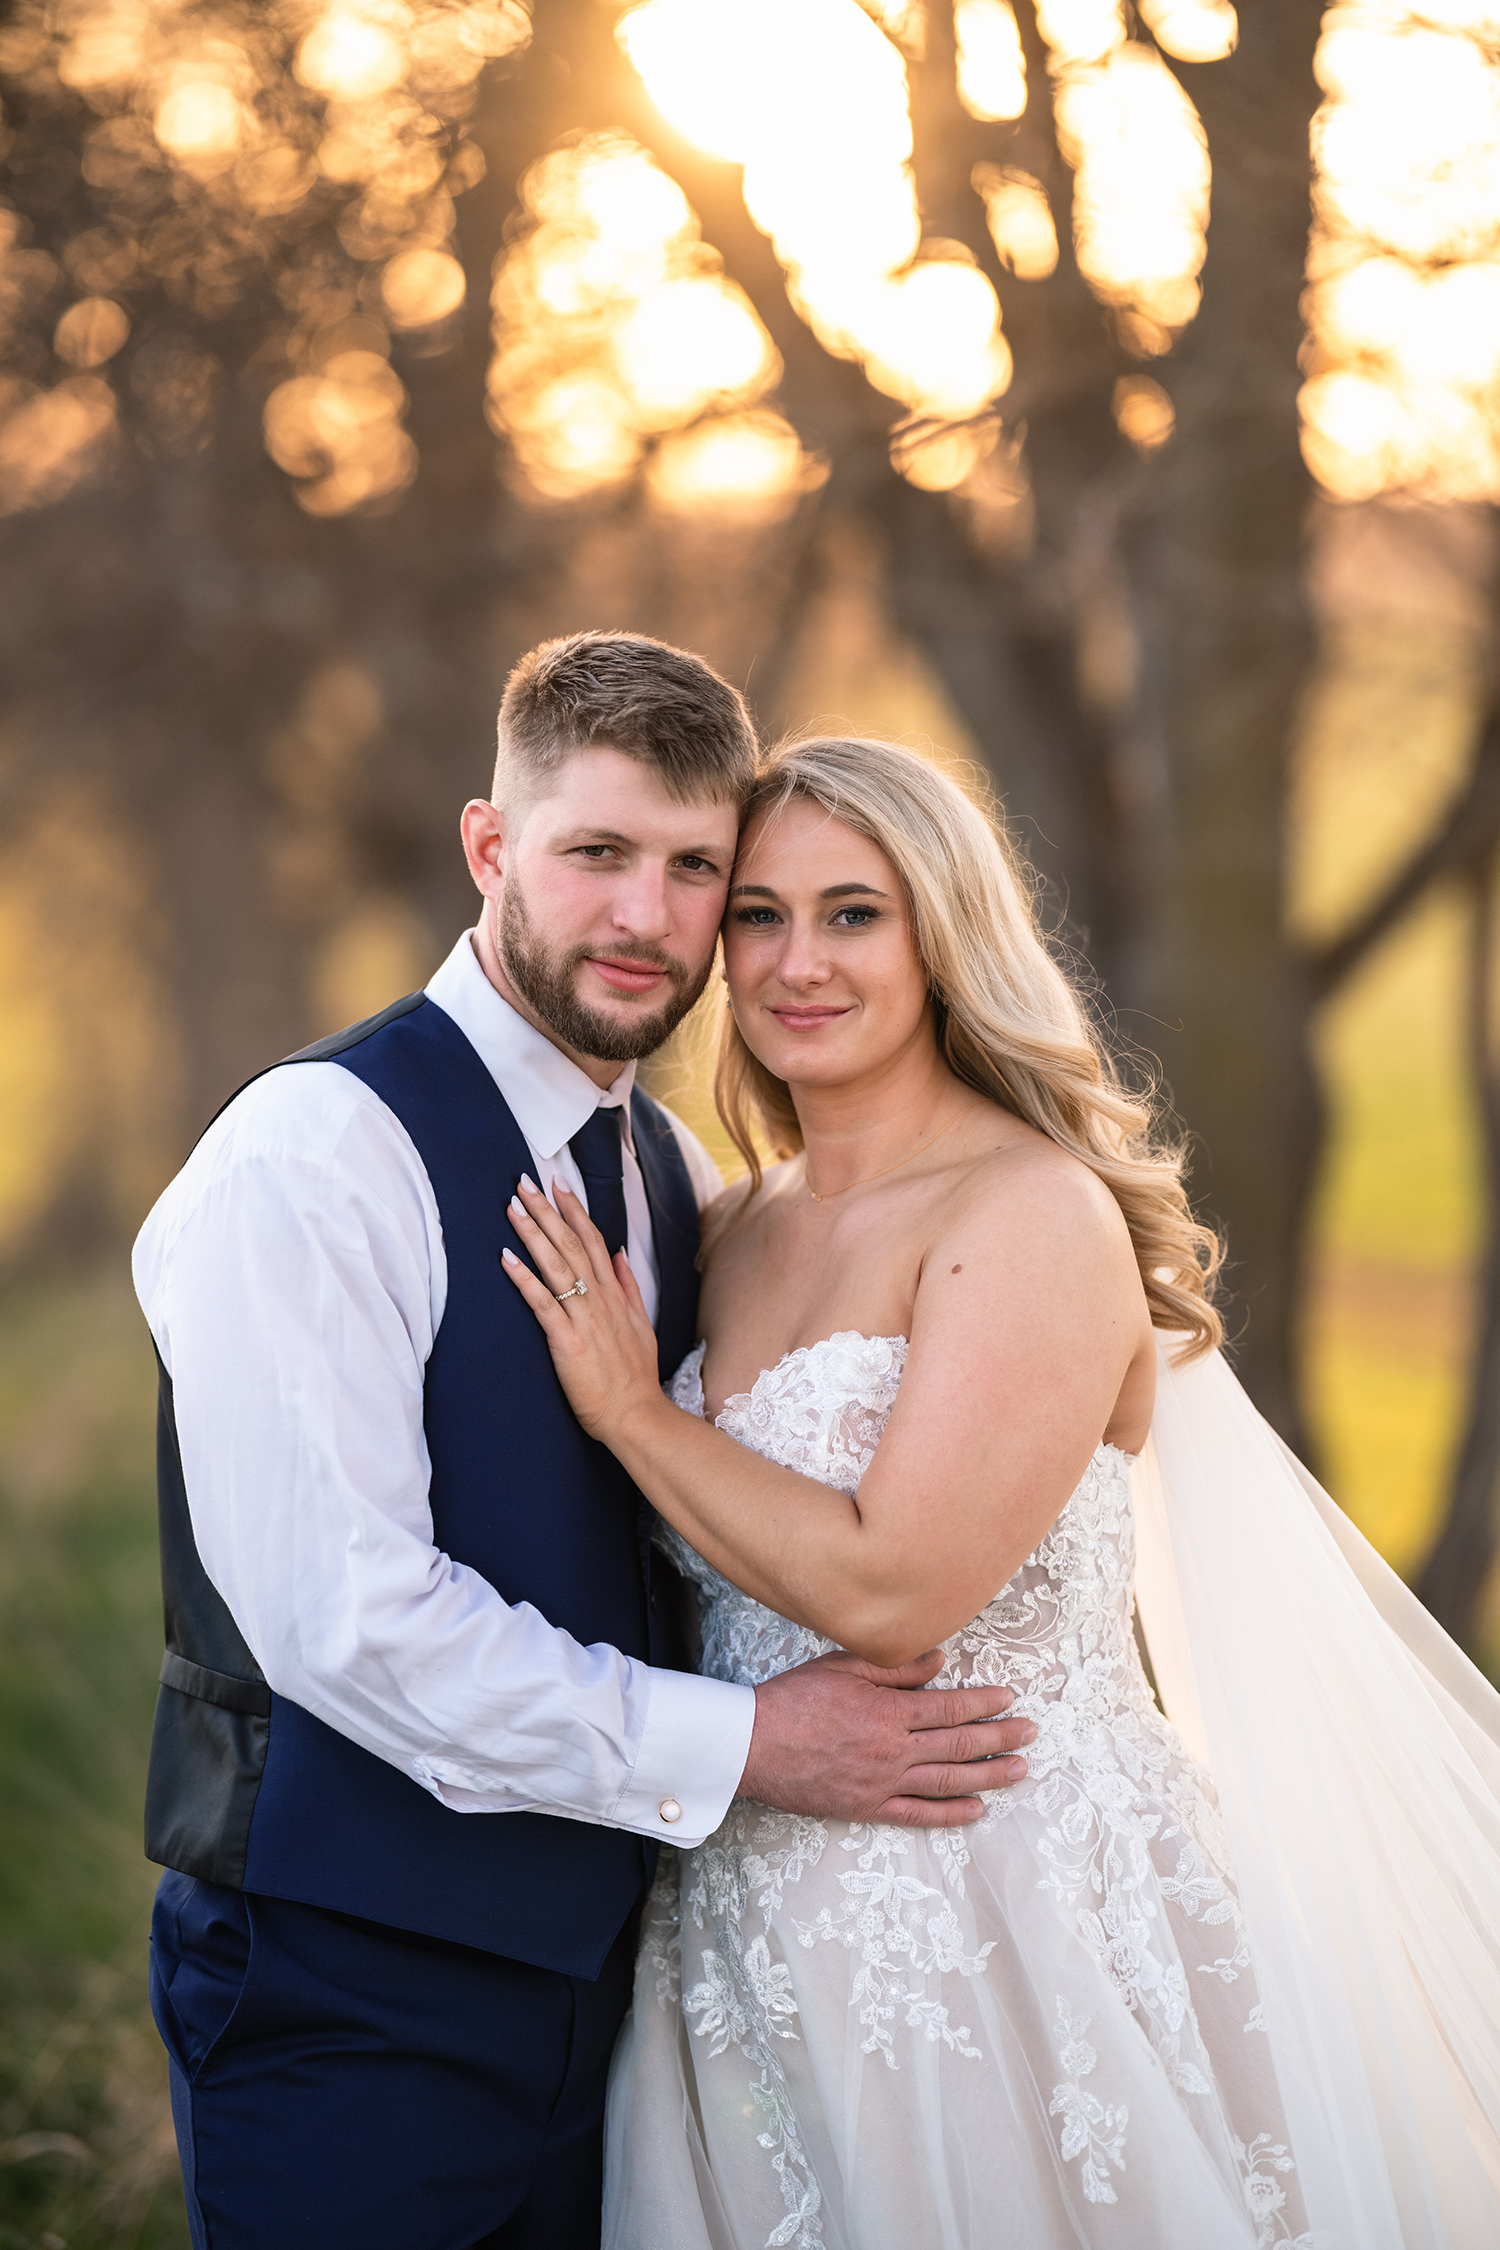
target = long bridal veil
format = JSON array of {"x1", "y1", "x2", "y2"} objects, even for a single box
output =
[{"x1": 1133, "y1": 1336, "x2": 1500, "y2": 2246}]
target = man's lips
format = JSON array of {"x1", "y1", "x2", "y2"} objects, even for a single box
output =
[
  {"x1": 586, "y1": 956, "x2": 670, "y2": 995},
  {"x1": 767, "y1": 1005, "x2": 851, "y2": 1031}
]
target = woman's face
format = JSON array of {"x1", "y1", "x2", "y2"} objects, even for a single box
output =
[{"x1": 723, "y1": 796, "x2": 934, "y2": 1091}]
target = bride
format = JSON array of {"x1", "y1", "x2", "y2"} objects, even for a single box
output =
[{"x1": 503, "y1": 735, "x2": 1500, "y2": 2249}]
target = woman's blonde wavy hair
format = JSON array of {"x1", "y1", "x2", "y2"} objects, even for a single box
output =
[{"x1": 714, "y1": 735, "x2": 1223, "y2": 1359}]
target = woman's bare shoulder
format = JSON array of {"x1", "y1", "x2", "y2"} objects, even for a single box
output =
[{"x1": 946, "y1": 1120, "x2": 1137, "y2": 1270}]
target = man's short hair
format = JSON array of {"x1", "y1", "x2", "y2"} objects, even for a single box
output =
[{"x1": 495, "y1": 631, "x2": 759, "y2": 811}]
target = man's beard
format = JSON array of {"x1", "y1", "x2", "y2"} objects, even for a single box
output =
[{"x1": 496, "y1": 881, "x2": 711, "y2": 1063}]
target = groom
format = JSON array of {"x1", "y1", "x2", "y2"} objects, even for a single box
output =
[{"x1": 134, "y1": 630, "x2": 1033, "y2": 2250}]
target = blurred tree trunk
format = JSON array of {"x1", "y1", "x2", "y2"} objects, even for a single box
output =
[
  {"x1": 1127, "y1": 1, "x2": 1327, "y2": 1443},
  {"x1": 1416, "y1": 848, "x2": 1500, "y2": 1646}
]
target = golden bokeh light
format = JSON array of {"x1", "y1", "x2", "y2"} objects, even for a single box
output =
[
  {"x1": 890, "y1": 417, "x2": 999, "y2": 492},
  {"x1": 52, "y1": 5, "x2": 151, "y2": 97},
  {"x1": 1034, "y1": 0, "x2": 1125, "y2": 69},
  {"x1": 381, "y1": 245, "x2": 467, "y2": 328},
  {"x1": 615, "y1": 276, "x2": 779, "y2": 428},
  {"x1": 0, "y1": 374, "x2": 118, "y2": 517},
  {"x1": 1304, "y1": 3, "x2": 1500, "y2": 501},
  {"x1": 21, "y1": 0, "x2": 1500, "y2": 525},
  {"x1": 645, "y1": 409, "x2": 821, "y2": 518},
  {"x1": 503, "y1": 369, "x2": 644, "y2": 499},
  {"x1": 263, "y1": 350, "x2": 417, "y2": 515},
  {"x1": 1137, "y1": 1, "x2": 1238, "y2": 66},
  {"x1": 1054, "y1": 40, "x2": 1209, "y2": 350},
  {"x1": 973, "y1": 165, "x2": 1059, "y2": 281},
  {"x1": 619, "y1": 0, "x2": 1011, "y2": 468},
  {"x1": 53, "y1": 296, "x2": 131, "y2": 369},
  {"x1": 153, "y1": 75, "x2": 245, "y2": 171},
  {"x1": 487, "y1": 133, "x2": 812, "y2": 503},
  {"x1": 1113, "y1": 372, "x2": 1175, "y2": 451},
  {"x1": 860, "y1": 255, "x2": 1013, "y2": 416},
  {"x1": 955, "y1": 0, "x2": 1027, "y2": 124},
  {"x1": 7, "y1": 0, "x2": 526, "y2": 511},
  {"x1": 296, "y1": 13, "x2": 410, "y2": 104}
]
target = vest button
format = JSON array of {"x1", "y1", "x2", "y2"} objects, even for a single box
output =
[{"x1": 658, "y1": 1797, "x2": 682, "y2": 1824}]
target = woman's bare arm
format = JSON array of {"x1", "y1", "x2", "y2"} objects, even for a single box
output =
[{"x1": 502, "y1": 1158, "x2": 1150, "y2": 1666}]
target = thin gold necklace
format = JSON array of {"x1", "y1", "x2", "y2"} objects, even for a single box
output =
[{"x1": 804, "y1": 1105, "x2": 977, "y2": 1203}]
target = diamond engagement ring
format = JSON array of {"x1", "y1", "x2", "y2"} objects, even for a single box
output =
[{"x1": 553, "y1": 1278, "x2": 589, "y2": 1303}]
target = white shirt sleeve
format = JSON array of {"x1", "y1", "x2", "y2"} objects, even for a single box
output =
[{"x1": 132, "y1": 1063, "x2": 754, "y2": 1850}]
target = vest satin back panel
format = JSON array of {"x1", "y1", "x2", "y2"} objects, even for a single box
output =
[{"x1": 146, "y1": 993, "x2": 702, "y2": 1979}]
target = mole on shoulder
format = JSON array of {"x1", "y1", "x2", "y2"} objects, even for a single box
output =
[{"x1": 951, "y1": 1263, "x2": 963, "y2": 1274}]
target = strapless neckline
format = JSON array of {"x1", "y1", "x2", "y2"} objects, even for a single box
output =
[
  {"x1": 684, "y1": 1332, "x2": 1139, "y2": 1463},
  {"x1": 689, "y1": 1330, "x2": 906, "y2": 1431}
]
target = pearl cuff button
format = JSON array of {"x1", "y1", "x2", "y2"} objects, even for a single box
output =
[{"x1": 658, "y1": 1798, "x2": 682, "y2": 1824}]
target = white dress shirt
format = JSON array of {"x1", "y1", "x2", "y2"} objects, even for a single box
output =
[{"x1": 132, "y1": 930, "x2": 755, "y2": 1850}]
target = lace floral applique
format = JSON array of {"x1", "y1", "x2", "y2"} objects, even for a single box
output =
[
  {"x1": 793, "y1": 1825, "x2": 994, "y2": 2067},
  {"x1": 1236, "y1": 2134, "x2": 1316, "y2": 2250},
  {"x1": 640, "y1": 1855, "x2": 682, "y2": 2013},
  {"x1": 1049, "y1": 1998, "x2": 1128, "y2": 2204},
  {"x1": 677, "y1": 1804, "x2": 827, "y2": 2249}
]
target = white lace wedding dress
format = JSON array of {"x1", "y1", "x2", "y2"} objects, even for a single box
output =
[{"x1": 602, "y1": 1333, "x2": 1311, "y2": 2250}]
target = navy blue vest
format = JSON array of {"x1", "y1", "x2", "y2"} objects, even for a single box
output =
[{"x1": 144, "y1": 993, "x2": 703, "y2": 1978}]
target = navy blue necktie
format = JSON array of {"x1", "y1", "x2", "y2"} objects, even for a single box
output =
[{"x1": 569, "y1": 1107, "x2": 628, "y2": 1261}]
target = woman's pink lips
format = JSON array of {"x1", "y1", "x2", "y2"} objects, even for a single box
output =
[
  {"x1": 588, "y1": 956, "x2": 667, "y2": 994},
  {"x1": 768, "y1": 1005, "x2": 851, "y2": 1029}
]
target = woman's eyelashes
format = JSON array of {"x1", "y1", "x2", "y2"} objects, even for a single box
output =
[{"x1": 730, "y1": 904, "x2": 881, "y2": 930}]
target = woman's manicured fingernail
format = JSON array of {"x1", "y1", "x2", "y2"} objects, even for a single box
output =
[
  {"x1": 519, "y1": 1173, "x2": 539, "y2": 1193},
  {"x1": 501, "y1": 1247, "x2": 518, "y2": 1265},
  {"x1": 508, "y1": 1196, "x2": 524, "y2": 1218}
]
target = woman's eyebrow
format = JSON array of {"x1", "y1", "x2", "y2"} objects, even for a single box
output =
[{"x1": 729, "y1": 881, "x2": 892, "y2": 900}]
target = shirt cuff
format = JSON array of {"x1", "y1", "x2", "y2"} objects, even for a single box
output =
[{"x1": 613, "y1": 1666, "x2": 756, "y2": 1847}]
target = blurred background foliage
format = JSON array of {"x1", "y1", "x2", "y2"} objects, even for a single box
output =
[{"x1": 3, "y1": 0, "x2": 1500, "y2": 2240}]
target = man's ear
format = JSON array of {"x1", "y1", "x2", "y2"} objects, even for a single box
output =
[{"x1": 460, "y1": 799, "x2": 507, "y2": 901}]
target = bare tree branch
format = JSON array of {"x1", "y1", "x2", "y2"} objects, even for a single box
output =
[{"x1": 1305, "y1": 704, "x2": 1500, "y2": 1002}]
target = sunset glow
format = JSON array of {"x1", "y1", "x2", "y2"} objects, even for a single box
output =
[
  {"x1": 1304, "y1": 3, "x2": 1500, "y2": 500},
  {"x1": 486, "y1": 134, "x2": 808, "y2": 504},
  {"x1": 1137, "y1": 1, "x2": 1238, "y2": 66},
  {"x1": 1054, "y1": 39, "x2": 1210, "y2": 350},
  {"x1": 974, "y1": 165, "x2": 1059, "y2": 282},
  {"x1": 646, "y1": 409, "x2": 823, "y2": 518},
  {"x1": 619, "y1": 0, "x2": 1011, "y2": 477},
  {"x1": 7, "y1": 0, "x2": 1500, "y2": 517},
  {"x1": 955, "y1": 0, "x2": 1027, "y2": 124}
]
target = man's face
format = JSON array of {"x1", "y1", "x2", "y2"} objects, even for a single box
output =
[{"x1": 467, "y1": 745, "x2": 739, "y2": 1065}]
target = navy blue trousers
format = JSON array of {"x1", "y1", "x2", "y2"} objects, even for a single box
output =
[{"x1": 149, "y1": 1870, "x2": 639, "y2": 2250}]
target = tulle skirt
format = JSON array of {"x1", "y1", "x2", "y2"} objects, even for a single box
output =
[{"x1": 605, "y1": 1760, "x2": 1304, "y2": 2249}]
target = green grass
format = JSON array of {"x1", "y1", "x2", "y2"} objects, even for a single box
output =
[{"x1": 0, "y1": 1271, "x2": 188, "y2": 2250}]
